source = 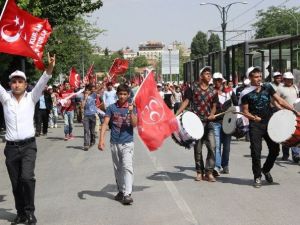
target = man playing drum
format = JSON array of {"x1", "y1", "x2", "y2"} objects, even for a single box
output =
[
  {"x1": 212, "y1": 72, "x2": 238, "y2": 175},
  {"x1": 276, "y1": 72, "x2": 300, "y2": 163},
  {"x1": 177, "y1": 66, "x2": 217, "y2": 182},
  {"x1": 240, "y1": 67, "x2": 299, "y2": 188}
]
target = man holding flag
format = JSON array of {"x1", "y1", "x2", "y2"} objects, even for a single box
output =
[
  {"x1": 0, "y1": 53, "x2": 55, "y2": 225},
  {"x1": 98, "y1": 84, "x2": 137, "y2": 205}
]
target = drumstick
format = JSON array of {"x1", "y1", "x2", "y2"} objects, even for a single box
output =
[
  {"x1": 214, "y1": 109, "x2": 236, "y2": 118},
  {"x1": 232, "y1": 111, "x2": 247, "y2": 116}
]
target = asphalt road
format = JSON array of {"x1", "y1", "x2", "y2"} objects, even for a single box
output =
[{"x1": 0, "y1": 121, "x2": 299, "y2": 225}]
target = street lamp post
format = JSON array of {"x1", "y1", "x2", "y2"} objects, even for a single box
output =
[
  {"x1": 200, "y1": 1, "x2": 248, "y2": 50},
  {"x1": 168, "y1": 45, "x2": 173, "y2": 82}
]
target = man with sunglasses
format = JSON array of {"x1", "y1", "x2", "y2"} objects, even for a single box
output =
[{"x1": 0, "y1": 54, "x2": 55, "y2": 225}]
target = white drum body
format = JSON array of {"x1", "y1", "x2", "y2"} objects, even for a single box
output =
[
  {"x1": 172, "y1": 111, "x2": 204, "y2": 148},
  {"x1": 268, "y1": 109, "x2": 300, "y2": 146},
  {"x1": 222, "y1": 106, "x2": 249, "y2": 138}
]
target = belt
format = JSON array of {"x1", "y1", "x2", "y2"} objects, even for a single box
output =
[{"x1": 6, "y1": 137, "x2": 36, "y2": 146}]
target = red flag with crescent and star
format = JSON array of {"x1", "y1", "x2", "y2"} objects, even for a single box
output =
[
  {"x1": 108, "y1": 58, "x2": 129, "y2": 78},
  {"x1": 69, "y1": 67, "x2": 81, "y2": 89},
  {"x1": 134, "y1": 70, "x2": 179, "y2": 151},
  {"x1": 0, "y1": 0, "x2": 52, "y2": 70}
]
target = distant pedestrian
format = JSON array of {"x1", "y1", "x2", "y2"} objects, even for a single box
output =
[{"x1": 82, "y1": 85, "x2": 97, "y2": 151}]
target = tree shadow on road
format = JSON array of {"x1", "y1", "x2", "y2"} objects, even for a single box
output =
[
  {"x1": 77, "y1": 184, "x2": 150, "y2": 201},
  {"x1": 147, "y1": 171, "x2": 195, "y2": 181},
  {"x1": 0, "y1": 208, "x2": 16, "y2": 224}
]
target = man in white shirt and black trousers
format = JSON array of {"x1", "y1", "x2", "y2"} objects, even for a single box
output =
[{"x1": 0, "y1": 53, "x2": 55, "y2": 225}]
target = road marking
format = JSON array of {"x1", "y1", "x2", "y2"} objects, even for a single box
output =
[{"x1": 136, "y1": 133, "x2": 199, "y2": 225}]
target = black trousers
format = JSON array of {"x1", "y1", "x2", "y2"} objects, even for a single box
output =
[
  {"x1": 36, "y1": 109, "x2": 49, "y2": 134},
  {"x1": 83, "y1": 115, "x2": 96, "y2": 146},
  {"x1": 4, "y1": 139, "x2": 37, "y2": 215},
  {"x1": 249, "y1": 122, "x2": 280, "y2": 179}
]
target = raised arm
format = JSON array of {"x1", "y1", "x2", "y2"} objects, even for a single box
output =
[
  {"x1": 32, "y1": 53, "x2": 55, "y2": 102},
  {"x1": 0, "y1": 83, "x2": 10, "y2": 104}
]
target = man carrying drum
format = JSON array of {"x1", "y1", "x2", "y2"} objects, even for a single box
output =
[
  {"x1": 240, "y1": 66, "x2": 299, "y2": 188},
  {"x1": 276, "y1": 72, "x2": 300, "y2": 163},
  {"x1": 212, "y1": 72, "x2": 238, "y2": 176},
  {"x1": 177, "y1": 66, "x2": 217, "y2": 182}
]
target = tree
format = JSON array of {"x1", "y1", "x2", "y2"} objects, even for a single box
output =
[
  {"x1": 132, "y1": 55, "x2": 148, "y2": 68},
  {"x1": 190, "y1": 31, "x2": 208, "y2": 60},
  {"x1": 0, "y1": 0, "x2": 103, "y2": 26},
  {"x1": 208, "y1": 33, "x2": 221, "y2": 53},
  {"x1": 253, "y1": 7, "x2": 300, "y2": 39}
]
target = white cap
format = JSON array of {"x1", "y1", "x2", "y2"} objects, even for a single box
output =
[
  {"x1": 199, "y1": 66, "x2": 211, "y2": 75},
  {"x1": 48, "y1": 85, "x2": 53, "y2": 89},
  {"x1": 9, "y1": 70, "x2": 26, "y2": 80},
  {"x1": 283, "y1": 72, "x2": 294, "y2": 79},
  {"x1": 157, "y1": 83, "x2": 162, "y2": 87},
  {"x1": 243, "y1": 78, "x2": 250, "y2": 86},
  {"x1": 246, "y1": 66, "x2": 261, "y2": 78},
  {"x1": 273, "y1": 71, "x2": 282, "y2": 77},
  {"x1": 213, "y1": 72, "x2": 223, "y2": 79}
]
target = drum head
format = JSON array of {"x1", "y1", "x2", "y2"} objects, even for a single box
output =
[
  {"x1": 268, "y1": 109, "x2": 296, "y2": 143},
  {"x1": 222, "y1": 112, "x2": 237, "y2": 134},
  {"x1": 181, "y1": 111, "x2": 204, "y2": 139}
]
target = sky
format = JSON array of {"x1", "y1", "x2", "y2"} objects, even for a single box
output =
[{"x1": 88, "y1": 0, "x2": 300, "y2": 51}]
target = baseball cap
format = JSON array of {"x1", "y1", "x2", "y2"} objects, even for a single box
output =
[
  {"x1": 246, "y1": 66, "x2": 261, "y2": 78},
  {"x1": 9, "y1": 70, "x2": 26, "y2": 81},
  {"x1": 199, "y1": 66, "x2": 212, "y2": 75},
  {"x1": 48, "y1": 85, "x2": 53, "y2": 89},
  {"x1": 283, "y1": 72, "x2": 294, "y2": 79},
  {"x1": 157, "y1": 83, "x2": 162, "y2": 87},
  {"x1": 213, "y1": 72, "x2": 223, "y2": 80},
  {"x1": 273, "y1": 71, "x2": 282, "y2": 77}
]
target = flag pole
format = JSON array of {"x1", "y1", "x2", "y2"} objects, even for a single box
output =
[
  {"x1": 0, "y1": 0, "x2": 9, "y2": 22},
  {"x1": 132, "y1": 68, "x2": 153, "y2": 103}
]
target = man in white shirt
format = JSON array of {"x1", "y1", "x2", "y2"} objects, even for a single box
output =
[
  {"x1": 276, "y1": 72, "x2": 300, "y2": 162},
  {"x1": 0, "y1": 54, "x2": 55, "y2": 225}
]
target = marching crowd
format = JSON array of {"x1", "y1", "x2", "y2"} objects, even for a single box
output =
[{"x1": 1, "y1": 56, "x2": 300, "y2": 224}]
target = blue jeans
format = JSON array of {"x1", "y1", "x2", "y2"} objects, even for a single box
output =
[
  {"x1": 63, "y1": 110, "x2": 74, "y2": 135},
  {"x1": 213, "y1": 122, "x2": 232, "y2": 170}
]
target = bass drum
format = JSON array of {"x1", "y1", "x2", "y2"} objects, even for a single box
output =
[{"x1": 172, "y1": 111, "x2": 204, "y2": 149}]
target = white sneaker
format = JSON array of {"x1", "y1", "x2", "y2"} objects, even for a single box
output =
[
  {"x1": 54, "y1": 124, "x2": 57, "y2": 128},
  {"x1": 50, "y1": 125, "x2": 54, "y2": 128}
]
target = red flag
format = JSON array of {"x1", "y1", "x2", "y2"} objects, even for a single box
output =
[
  {"x1": 109, "y1": 58, "x2": 129, "y2": 78},
  {"x1": 0, "y1": 0, "x2": 52, "y2": 70},
  {"x1": 83, "y1": 64, "x2": 94, "y2": 85},
  {"x1": 69, "y1": 67, "x2": 81, "y2": 89},
  {"x1": 135, "y1": 70, "x2": 179, "y2": 151}
]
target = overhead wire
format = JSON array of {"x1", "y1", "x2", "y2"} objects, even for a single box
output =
[{"x1": 226, "y1": 0, "x2": 292, "y2": 42}]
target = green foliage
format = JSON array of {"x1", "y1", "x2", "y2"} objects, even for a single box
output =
[
  {"x1": 133, "y1": 55, "x2": 148, "y2": 68},
  {"x1": 253, "y1": 7, "x2": 300, "y2": 38},
  {"x1": 190, "y1": 31, "x2": 208, "y2": 60},
  {"x1": 208, "y1": 33, "x2": 221, "y2": 53}
]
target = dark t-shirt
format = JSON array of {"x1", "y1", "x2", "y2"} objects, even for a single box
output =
[
  {"x1": 241, "y1": 83, "x2": 276, "y2": 123},
  {"x1": 105, "y1": 102, "x2": 136, "y2": 144},
  {"x1": 184, "y1": 84, "x2": 218, "y2": 121}
]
